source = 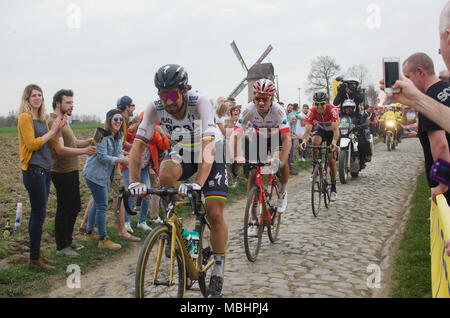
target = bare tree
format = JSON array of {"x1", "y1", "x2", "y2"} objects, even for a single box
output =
[
  {"x1": 346, "y1": 64, "x2": 372, "y2": 89},
  {"x1": 306, "y1": 56, "x2": 341, "y2": 99},
  {"x1": 366, "y1": 84, "x2": 379, "y2": 106}
]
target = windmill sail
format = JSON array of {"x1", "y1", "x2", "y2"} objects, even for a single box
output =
[
  {"x1": 230, "y1": 41, "x2": 249, "y2": 72},
  {"x1": 254, "y1": 45, "x2": 273, "y2": 65},
  {"x1": 228, "y1": 78, "x2": 248, "y2": 99}
]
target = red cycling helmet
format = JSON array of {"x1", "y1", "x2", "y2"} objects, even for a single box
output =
[{"x1": 253, "y1": 79, "x2": 276, "y2": 96}]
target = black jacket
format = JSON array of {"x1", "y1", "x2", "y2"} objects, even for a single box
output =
[{"x1": 333, "y1": 84, "x2": 364, "y2": 107}]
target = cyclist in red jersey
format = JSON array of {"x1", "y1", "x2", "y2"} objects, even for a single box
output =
[{"x1": 300, "y1": 92, "x2": 340, "y2": 201}]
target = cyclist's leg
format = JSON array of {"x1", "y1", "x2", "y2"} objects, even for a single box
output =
[
  {"x1": 158, "y1": 154, "x2": 184, "y2": 206},
  {"x1": 311, "y1": 134, "x2": 323, "y2": 162},
  {"x1": 202, "y1": 161, "x2": 228, "y2": 297},
  {"x1": 324, "y1": 131, "x2": 337, "y2": 200}
]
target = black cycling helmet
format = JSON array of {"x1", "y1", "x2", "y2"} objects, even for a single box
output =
[
  {"x1": 154, "y1": 64, "x2": 188, "y2": 90},
  {"x1": 313, "y1": 91, "x2": 328, "y2": 102}
]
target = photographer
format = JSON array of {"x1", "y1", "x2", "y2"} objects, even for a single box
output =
[
  {"x1": 340, "y1": 99, "x2": 371, "y2": 169},
  {"x1": 333, "y1": 78, "x2": 364, "y2": 108}
]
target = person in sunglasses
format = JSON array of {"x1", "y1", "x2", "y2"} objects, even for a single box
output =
[
  {"x1": 300, "y1": 92, "x2": 340, "y2": 201},
  {"x1": 83, "y1": 109, "x2": 128, "y2": 250},
  {"x1": 231, "y1": 78, "x2": 292, "y2": 219},
  {"x1": 127, "y1": 64, "x2": 228, "y2": 298}
]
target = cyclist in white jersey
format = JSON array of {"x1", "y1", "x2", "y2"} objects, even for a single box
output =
[
  {"x1": 127, "y1": 64, "x2": 227, "y2": 298},
  {"x1": 230, "y1": 79, "x2": 291, "y2": 216}
]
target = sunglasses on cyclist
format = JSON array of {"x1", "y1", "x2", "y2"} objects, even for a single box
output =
[
  {"x1": 159, "y1": 91, "x2": 181, "y2": 102},
  {"x1": 314, "y1": 101, "x2": 327, "y2": 107},
  {"x1": 254, "y1": 95, "x2": 271, "y2": 103},
  {"x1": 113, "y1": 117, "x2": 124, "y2": 122}
]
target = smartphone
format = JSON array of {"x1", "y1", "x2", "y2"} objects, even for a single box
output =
[
  {"x1": 430, "y1": 158, "x2": 450, "y2": 187},
  {"x1": 383, "y1": 57, "x2": 400, "y2": 94}
]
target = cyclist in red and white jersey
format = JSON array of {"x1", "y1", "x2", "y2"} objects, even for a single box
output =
[
  {"x1": 231, "y1": 79, "x2": 291, "y2": 215},
  {"x1": 300, "y1": 92, "x2": 340, "y2": 201}
]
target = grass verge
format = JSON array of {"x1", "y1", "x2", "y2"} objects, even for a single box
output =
[{"x1": 391, "y1": 172, "x2": 431, "y2": 298}]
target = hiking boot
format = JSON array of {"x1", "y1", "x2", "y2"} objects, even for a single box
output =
[
  {"x1": 207, "y1": 275, "x2": 223, "y2": 298},
  {"x1": 98, "y1": 236, "x2": 121, "y2": 250},
  {"x1": 40, "y1": 254, "x2": 56, "y2": 265},
  {"x1": 56, "y1": 246, "x2": 79, "y2": 258},
  {"x1": 29, "y1": 259, "x2": 55, "y2": 271},
  {"x1": 85, "y1": 231, "x2": 97, "y2": 241}
]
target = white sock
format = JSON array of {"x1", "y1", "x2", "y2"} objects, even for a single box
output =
[{"x1": 280, "y1": 183, "x2": 287, "y2": 194}]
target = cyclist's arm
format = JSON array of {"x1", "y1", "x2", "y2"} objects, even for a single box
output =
[
  {"x1": 131, "y1": 103, "x2": 158, "y2": 184},
  {"x1": 302, "y1": 124, "x2": 313, "y2": 145},
  {"x1": 280, "y1": 132, "x2": 291, "y2": 164},
  {"x1": 194, "y1": 95, "x2": 217, "y2": 187},
  {"x1": 331, "y1": 122, "x2": 340, "y2": 147}
]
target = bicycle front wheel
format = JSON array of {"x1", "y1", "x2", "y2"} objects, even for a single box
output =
[
  {"x1": 135, "y1": 225, "x2": 186, "y2": 298},
  {"x1": 243, "y1": 186, "x2": 264, "y2": 262},
  {"x1": 311, "y1": 165, "x2": 322, "y2": 217}
]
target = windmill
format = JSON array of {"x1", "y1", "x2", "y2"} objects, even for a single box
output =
[{"x1": 228, "y1": 41, "x2": 277, "y2": 102}]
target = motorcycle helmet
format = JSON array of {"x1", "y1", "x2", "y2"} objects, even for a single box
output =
[
  {"x1": 342, "y1": 99, "x2": 356, "y2": 113},
  {"x1": 313, "y1": 91, "x2": 328, "y2": 102},
  {"x1": 154, "y1": 64, "x2": 188, "y2": 90},
  {"x1": 253, "y1": 79, "x2": 276, "y2": 96}
]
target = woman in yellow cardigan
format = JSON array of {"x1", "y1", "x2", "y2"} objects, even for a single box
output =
[{"x1": 18, "y1": 84, "x2": 66, "y2": 270}]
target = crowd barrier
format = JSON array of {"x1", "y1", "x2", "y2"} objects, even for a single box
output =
[{"x1": 430, "y1": 193, "x2": 450, "y2": 298}]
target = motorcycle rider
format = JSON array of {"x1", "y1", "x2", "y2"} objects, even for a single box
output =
[
  {"x1": 340, "y1": 100, "x2": 371, "y2": 170},
  {"x1": 379, "y1": 104, "x2": 402, "y2": 143},
  {"x1": 333, "y1": 78, "x2": 364, "y2": 109}
]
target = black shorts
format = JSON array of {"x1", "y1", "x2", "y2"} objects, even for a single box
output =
[
  {"x1": 312, "y1": 128, "x2": 335, "y2": 146},
  {"x1": 162, "y1": 144, "x2": 228, "y2": 202},
  {"x1": 244, "y1": 134, "x2": 283, "y2": 163}
]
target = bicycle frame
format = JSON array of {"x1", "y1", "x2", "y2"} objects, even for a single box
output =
[
  {"x1": 252, "y1": 165, "x2": 279, "y2": 226},
  {"x1": 120, "y1": 186, "x2": 214, "y2": 291}
]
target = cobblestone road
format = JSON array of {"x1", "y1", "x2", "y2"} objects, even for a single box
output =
[{"x1": 46, "y1": 138, "x2": 424, "y2": 298}]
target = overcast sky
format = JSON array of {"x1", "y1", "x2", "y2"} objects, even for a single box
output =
[{"x1": 0, "y1": 0, "x2": 448, "y2": 119}]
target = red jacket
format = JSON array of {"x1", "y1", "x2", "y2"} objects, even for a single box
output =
[{"x1": 120, "y1": 128, "x2": 170, "y2": 174}]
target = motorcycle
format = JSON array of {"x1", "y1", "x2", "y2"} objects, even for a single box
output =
[
  {"x1": 384, "y1": 118, "x2": 398, "y2": 151},
  {"x1": 338, "y1": 115, "x2": 363, "y2": 184}
]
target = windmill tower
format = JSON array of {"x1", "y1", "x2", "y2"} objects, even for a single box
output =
[{"x1": 228, "y1": 41, "x2": 277, "y2": 102}]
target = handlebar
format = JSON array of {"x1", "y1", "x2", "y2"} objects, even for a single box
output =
[{"x1": 118, "y1": 185, "x2": 202, "y2": 217}]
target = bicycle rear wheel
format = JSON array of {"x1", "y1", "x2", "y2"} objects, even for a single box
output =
[
  {"x1": 243, "y1": 186, "x2": 264, "y2": 262},
  {"x1": 267, "y1": 179, "x2": 281, "y2": 243},
  {"x1": 135, "y1": 225, "x2": 186, "y2": 298},
  {"x1": 311, "y1": 165, "x2": 322, "y2": 217}
]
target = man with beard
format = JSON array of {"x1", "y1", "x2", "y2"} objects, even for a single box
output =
[{"x1": 48, "y1": 89, "x2": 96, "y2": 257}]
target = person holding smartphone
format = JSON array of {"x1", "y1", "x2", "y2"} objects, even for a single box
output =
[{"x1": 402, "y1": 52, "x2": 450, "y2": 204}]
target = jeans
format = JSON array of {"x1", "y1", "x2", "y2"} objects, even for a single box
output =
[
  {"x1": 85, "y1": 177, "x2": 108, "y2": 240},
  {"x1": 22, "y1": 167, "x2": 51, "y2": 260},
  {"x1": 122, "y1": 167, "x2": 151, "y2": 224},
  {"x1": 51, "y1": 171, "x2": 81, "y2": 251}
]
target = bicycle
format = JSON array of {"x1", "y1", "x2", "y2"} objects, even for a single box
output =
[
  {"x1": 243, "y1": 162, "x2": 282, "y2": 262},
  {"x1": 119, "y1": 186, "x2": 214, "y2": 298},
  {"x1": 309, "y1": 145, "x2": 334, "y2": 217}
]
